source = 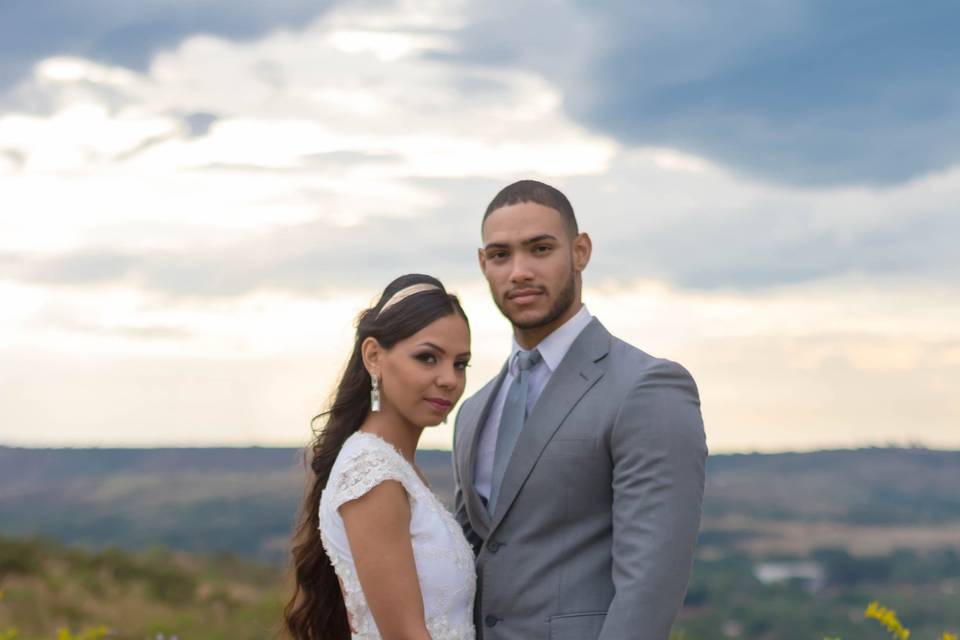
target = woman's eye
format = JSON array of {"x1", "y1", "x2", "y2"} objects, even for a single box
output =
[
  {"x1": 415, "y1": 353, "x2": 437, "y2": 364},
  {"x1": 455, "y1": 361, "x2": 470, "y2": 370}
]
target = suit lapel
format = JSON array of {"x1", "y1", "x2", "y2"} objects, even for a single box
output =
[
  {"x1": 488, "y1": 319, "x2": 611, "y2": 532},
  {"x1": 459, "y1": 363, "x2": 508, "y2": 540}
]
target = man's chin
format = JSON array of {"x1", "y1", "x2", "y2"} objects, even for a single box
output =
[{"x1": 505, "y1": 308, "x2": 553, "y2": 330}]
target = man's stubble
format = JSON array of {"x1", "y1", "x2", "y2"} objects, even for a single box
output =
[{"x1": 496, "y1": 262, "x2": 577, "y2": 331}]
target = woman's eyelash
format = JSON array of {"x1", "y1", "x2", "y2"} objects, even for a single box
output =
[{"x1": 413, "y1": 352, "x2": 469, "y2": 368}]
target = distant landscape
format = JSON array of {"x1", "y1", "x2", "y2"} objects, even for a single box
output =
[{"x1": 2, "y1": 446, "x2": 959, "y2": 639}]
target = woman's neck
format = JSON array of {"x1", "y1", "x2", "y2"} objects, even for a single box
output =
[{"x1": 360, "y1": 411, "x2": 422, "y2": 463}]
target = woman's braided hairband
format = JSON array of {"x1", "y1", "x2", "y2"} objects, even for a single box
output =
[{"x1": 375, "y1": 283, "x2": 442, "y2": 319}]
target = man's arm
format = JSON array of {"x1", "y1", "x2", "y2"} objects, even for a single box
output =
[
  {"x1": 598, "y1": 359, "x2": 708, "y2": 640},
  {"x1": 452, "y1": 404, "x2": 483, "y2": 555}
]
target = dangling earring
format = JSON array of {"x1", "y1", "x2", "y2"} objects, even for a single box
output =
[{"x1": 370, "y1": 374, "x2": 381, "y2": 412}]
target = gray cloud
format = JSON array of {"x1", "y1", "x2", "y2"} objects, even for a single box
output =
[
  {"x1": 588, "y1": 193, "x2": 960, "y2": 290},
  {"x1": 2, "y1": 183, "x2": 494, "y2": 298},
  {"x1": 451, "y1": 0, "x2": 960, "y2": 187},
  {"x1": 3, "y1": 173, "x2": 957, "y2": 297},
  {"x1": 0, "y1": 0, "x2": 343, "y2": 91},
  {"x1": 182, "y1": 112, "x2": 218, "y2": 138},
  {"x1": 1, "y1": 148, "x2": 26, "y2": 170},
  {"x1": 23, "y1": 251, "x2": 139, "y2": 285}
]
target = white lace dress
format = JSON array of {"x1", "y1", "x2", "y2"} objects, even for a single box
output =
[{"x1": 319, "y1": 432, "x2": 477, "y2": 640}]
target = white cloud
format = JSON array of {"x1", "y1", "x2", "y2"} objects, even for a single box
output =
[
  {"x1": 1, "y1": 0, "x2": 957, "y2": 451},
  {"x1": 3, "y1": 276, "x2": 958, "y2": 451},
  {"x1": 0, "y1": 4, "x2": 615, "y2": 255}
]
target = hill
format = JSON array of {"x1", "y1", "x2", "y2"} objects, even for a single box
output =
[{"x1": 1, "y1": 445, "x2": 959, "y2": 562}]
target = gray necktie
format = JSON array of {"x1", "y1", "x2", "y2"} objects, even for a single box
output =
[{"x1": 487, "y1": 349, "x2": 542, "y2": 515}]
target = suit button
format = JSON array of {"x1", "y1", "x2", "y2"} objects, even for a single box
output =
[
  {"x1": 488, "y1": 541, "x2": 500, "y2": 552},
  {"x1": 484, "y1": 615, "x2": 499, "y2": 628}
]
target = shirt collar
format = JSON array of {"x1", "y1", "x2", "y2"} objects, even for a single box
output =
[{"x1": 509, "y1": 304, "x2": 593, "y2": 375}]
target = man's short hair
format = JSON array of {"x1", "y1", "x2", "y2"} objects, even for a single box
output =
[{"x1": 483, "y1": 180, "x2": 579, "y2": 237}]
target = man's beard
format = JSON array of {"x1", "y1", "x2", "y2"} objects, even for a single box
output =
[{"x1": 499, "y1": 268, "x2": 577, "y2": 330}]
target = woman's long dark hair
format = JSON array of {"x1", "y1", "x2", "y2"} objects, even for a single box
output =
[{"x1": 284, "y1": 274, "x2": 468, "y2": 639}]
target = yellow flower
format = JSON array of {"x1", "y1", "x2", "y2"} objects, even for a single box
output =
[
  {"x1": 78, "y1": 627, "x2": 109, "y2": 640},
  {"x1": 864, "y1": 601, "x2": 911, "y2": 640}
]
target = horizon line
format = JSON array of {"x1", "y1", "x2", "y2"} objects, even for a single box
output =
[{"x1": 1, "y1": 442, "x2": 956, "y2": 456}]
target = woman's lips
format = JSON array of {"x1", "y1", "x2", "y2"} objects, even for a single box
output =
[{"x1": 425, "y1": 398, "x2": 452, "y2": 412}]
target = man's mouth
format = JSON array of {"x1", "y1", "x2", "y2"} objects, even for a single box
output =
[{"x1": 507, "y1": 288, "x2": 543, "y2": 303}]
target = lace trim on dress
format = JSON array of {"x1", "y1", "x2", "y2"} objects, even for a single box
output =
[
  {"x1": 327, "y1": 445, "x2": 413, "y2": 512},
  {"x1": 319, "y1": 432, "x2": 476, "y2": 640}
]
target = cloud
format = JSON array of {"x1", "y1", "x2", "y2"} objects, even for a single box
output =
[
  {"x1": 2, "y1": 191, "x2": 489, "y2": 298},
  {"x1": 4, "y1": 277, "x2": 959, "y2": 450},
  {"x1": 0, "y1": 0, "x2": 339, "y2": 91},
  {"x1": 1, "y1": 2, "x2": 957, "y2": 297},
  {"x1": 560, "y1": 148, "x2": 960, "y2": 291},
  {"x1": 4, "y1": 156, "x2": 960, "y2": 298},
  {"x1": 450, "y1": 0, "x2": 960, "y2": 186}
]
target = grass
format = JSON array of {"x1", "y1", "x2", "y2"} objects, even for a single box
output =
[{"x1": 0, "y1": 536, "x2": 286, "y2": 640}]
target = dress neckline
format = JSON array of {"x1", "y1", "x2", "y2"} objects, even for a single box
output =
[{"x1": 352, "y1": 431, "x2": 433, "y2": 491}]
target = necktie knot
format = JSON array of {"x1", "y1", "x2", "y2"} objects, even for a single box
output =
[{"x1": 516, "y1": 349, "x2": 542, "y2": 372}]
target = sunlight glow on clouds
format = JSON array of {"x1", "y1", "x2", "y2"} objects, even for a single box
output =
[{"x1": 1, "y1": 0, "x2": 957, "y2": 451}]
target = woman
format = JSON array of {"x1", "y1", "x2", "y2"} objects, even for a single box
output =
[{"x1": 285, "y1": 274, "x2": 476, "y2": 640}]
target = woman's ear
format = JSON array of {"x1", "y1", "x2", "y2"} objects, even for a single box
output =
[{"x1": 360, "y1": 336, "x2": 383, "y2": 377}]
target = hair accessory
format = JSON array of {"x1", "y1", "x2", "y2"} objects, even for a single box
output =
[
  {"x1": 370, "y1": 374, "x2": 381, "y2": 412},
  {"x1": 376, "y1": 283, "x2": 441, "y2": 318}
]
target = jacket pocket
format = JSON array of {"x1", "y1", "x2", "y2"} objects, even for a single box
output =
[{"x1": 549, "y1": 611, "x2": 607, "y2": 640}]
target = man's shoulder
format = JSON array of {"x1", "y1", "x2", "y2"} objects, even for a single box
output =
[{"x1": 605, "y1": 330, "x2": 696, "y2": 386}]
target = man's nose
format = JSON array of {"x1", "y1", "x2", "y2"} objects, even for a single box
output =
[{"x1": 509, "y1": 255, "x2": 534, "y2": 283}]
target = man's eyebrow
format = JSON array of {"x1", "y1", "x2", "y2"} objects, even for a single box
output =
[
  {"x1": 483, "y1": 234, "x2": 559, "y2": 251},
  {"x1": 521, "y1": 234, "x2": 558, "y2": 246}
]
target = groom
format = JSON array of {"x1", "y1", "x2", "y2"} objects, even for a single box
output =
[{"x1": 453, "y1": 180, "x2": 707, "y2": 640}]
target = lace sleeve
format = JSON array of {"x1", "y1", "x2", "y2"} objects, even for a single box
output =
[{"x1": 327, "y1": 446, "x2": 410, "y2": 512}]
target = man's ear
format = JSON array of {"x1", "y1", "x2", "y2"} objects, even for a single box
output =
[
  {"x1": 360, "y1": 337, "x2": 383, "y2": 377},
  {"x1": 573, "y1": 232, "x2": 592, "y2": 272},
  {"x1": 477, "y1": 247, "x2": 486, "y2": 273}
]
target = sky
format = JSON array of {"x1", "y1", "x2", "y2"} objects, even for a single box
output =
[{"x1": 1, "y1": 0, "x2": 958, "y2": 452}]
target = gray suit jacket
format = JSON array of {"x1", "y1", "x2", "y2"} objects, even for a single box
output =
[{"x1": 453, "y1": 318, "x2": 707, "y2": 640}]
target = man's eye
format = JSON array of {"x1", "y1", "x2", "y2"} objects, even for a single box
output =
[
  {"x1": 534, "y1": 245, "x2": 551, "y2": 253},
  {"x1": 489, "y1": 251, "x2": 508, "y2": 260}
]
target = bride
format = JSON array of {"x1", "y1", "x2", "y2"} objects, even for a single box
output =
[{"x1": 285, "y1": 274, "x2": 476, "y2": 640}]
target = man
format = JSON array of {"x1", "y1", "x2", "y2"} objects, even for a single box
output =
[{"x1": 453, "y1": 180, "x2": 707, "y2": 640}]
